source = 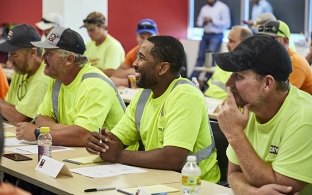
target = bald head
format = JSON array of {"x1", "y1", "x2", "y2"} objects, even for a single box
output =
[{"x1": 227, "y1": 26, "x2": 252, "y2": 52}]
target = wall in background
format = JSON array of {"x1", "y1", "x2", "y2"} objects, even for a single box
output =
[
  {"x1": 0, "y1": 0, "x2": 188, "y2": 53},
  {"x1": 0, "y1": 0, "x2": 42, "y2": 25},
  {"x1": 108, "y1": 0, "x2": 188, "y2": 52}
]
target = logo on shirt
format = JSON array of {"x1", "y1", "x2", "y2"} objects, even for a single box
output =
[{"x1": 269, "y1": 145, "x2": 279, "y2": 155}]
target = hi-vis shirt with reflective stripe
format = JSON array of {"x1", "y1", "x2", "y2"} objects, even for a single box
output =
[
  {"x1": 52, "y1": 73, "x2": 126, "y2": 122},
  {"x1": 135, "y1": 79, "x2": 216, "y2": 162}
]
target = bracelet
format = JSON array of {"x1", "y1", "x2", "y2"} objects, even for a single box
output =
[{"x1": 34, "y1": 128, "x2": 40, "y2": 140}]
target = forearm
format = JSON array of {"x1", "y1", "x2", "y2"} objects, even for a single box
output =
[
  {"x1": 229, "y1": 133, "x2": 276, "y2": 187},
  {"x1": 35, "y1": 115, "x2": 89, "y2": 146},
  {"x1": 35, "y1": 115, "x2": 66, "y2": 129},
  {"x1": 118, "y1": 146, "x2": 188, "y2": 171},
  {"x1": 228, "y1": 171, "x2": 257, "y2": 195},
  {"x1": 49, "y1": 125, "x2": 91, "y2": 146},
  {"x1": 0, "y1": 100, "x2": 31, "y2": 125}
]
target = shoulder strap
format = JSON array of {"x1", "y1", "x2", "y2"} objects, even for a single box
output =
[
  {"x1": 52, "y1": 80, "x2": 62, "y2": 122},
  {"x1": 82, "y1": 73, "x2": 126, "y2": 111},
  {"x1": 135, "y1": 79, "x2": 216, "y2": 159},
  {"x1": 135, "y1": 89, "x2": 152, "y2": 151},
  {"x1": 52, "y1": 73, "x2": 126, "y2": 122},
  {"x1": 211, "y1": 79, "x2": 227, "y2": 92}
]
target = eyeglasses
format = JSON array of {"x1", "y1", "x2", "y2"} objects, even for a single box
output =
[
  {"x1": 258, "y1": 25, "x2": 286, "y2": 37},
  {"x1": 137, "y1": 24, "x2": 155, "y2": 30},
  {"x1": 17, "y1": 77, "x2": 28, "y2": 101}
]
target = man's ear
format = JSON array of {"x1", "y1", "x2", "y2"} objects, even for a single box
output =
[
  {"x1": 158, "y1": 62, "x2": 170, "y2": 76},
  {"x1": 66, "y1": 53, "x2": 76, "y2": 63},
  {"x1": 29, "y1": 48, "x2": 38, "y2": 58},
  {"x1": 264, "y1": 75, "x2": 274, "y2": 89}
]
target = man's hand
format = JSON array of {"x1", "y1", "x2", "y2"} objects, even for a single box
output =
[
  {"x1": 86, "y1": 129, "x2": 124, "y2": 163},
  {"x1": 15, "y1": 122, "x2": 38, "y2": 141},
  {"x1": 203, "y1": 16, "x2": 212, "y2": 25},
  {"x1": 254, "y1": 184, "x2": 298, "y2": 195},
  {"x1": 217, "y1": 88, "x2": 249, "y2": 141}
]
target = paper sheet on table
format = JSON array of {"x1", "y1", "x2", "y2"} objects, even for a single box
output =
[
  {"x1": 6, "y1": 145, "x2": 73, "y2": 154},
  {"x1": 63, "y1": 155, "x2": 103, "y2": 165},
  {"x1": 4, "y1": 138, "x2": 32, "y2": 147},
  {"x1": 70, "y1": 163, "x2": 146, "y2": 178},
  {"x1": 118, "y1": 185, "x2": 178, "y2": 194},
  {"x1": 4, "y1": 131, "x2": 16, "y2": 138}
]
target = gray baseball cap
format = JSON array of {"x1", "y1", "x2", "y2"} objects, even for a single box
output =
[{"x1": 31, "y1": 26, "x2": 86, "y2": 54}]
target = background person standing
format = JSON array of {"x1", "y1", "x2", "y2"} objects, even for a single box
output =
[{"x1": 191, "y1": 0, "x2": 230, "y2": 79}]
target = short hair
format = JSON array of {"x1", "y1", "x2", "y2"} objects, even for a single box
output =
[
  {"x1": 254, "y1": 71, "x2": 290, "y2": 92},
  {"x1": 58, "y1": 49, "x2": 88, "y2": 67},
  {"x1": 147, "y1": 36, "x2": 186, "y2": 75}
]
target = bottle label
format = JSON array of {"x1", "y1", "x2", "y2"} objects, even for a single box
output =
[
  {"x1": 38, "y1": 145, "x2": 51, "y2": 161},
  {"x1": 182, "y1": 175, "x2": 201, "y2": 186}
]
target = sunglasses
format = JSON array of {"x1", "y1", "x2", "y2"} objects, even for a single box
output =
[
  {"x1": 258, "y1": 25, "x2": 286, "y2": 37},
  {"x1": 137, "y1": 24, "x2": 155, "y2": 30},
  {"x1": 17, "y1": 77, "x2": 28, "y2": 101}
]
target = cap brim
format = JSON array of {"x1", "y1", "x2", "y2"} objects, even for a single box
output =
[
  {"x1": 0, "y1": 41, "x2": 20, "y2": 53},
  {"x1": 31, "y1": 40, "x2": 59, "y2": 49},
  {"x1": 35, "y1": 21, "x2": 54, "y2": 31},
  {"x1": 136, "y1": 29, "x2": 156, "y2": 36},
  {"x1": 212, "y1": 52, "x2": 244, "y2": 72},
  {"x1": 257, "y1": 32, "x2": 278, "y2": 37}
]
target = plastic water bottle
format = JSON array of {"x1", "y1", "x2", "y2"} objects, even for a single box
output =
[
  {"x1": 37, "y1": 126, "x2": 52, "y2": 162},
  {"x1": 191, "y1": 77, "x2": 200, "y2": 88},
  {"x1": 181, "y1": 156, "x2": 201, "y2": 195}
]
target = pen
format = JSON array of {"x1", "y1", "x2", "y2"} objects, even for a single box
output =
[
  {"x1": 99, "y1": 128, "x2": 102, "y2": 144},
  {"x1": 117, "y1": 189, "x2": 133, "y2": 195},
  {"x1": 63, "y1": 159, "x2": 81, "y2": 165},
  {"x1": 84, "y1": 187, "x2": 116, "y2": 192}
]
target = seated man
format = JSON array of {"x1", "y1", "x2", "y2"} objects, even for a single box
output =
[
  {"x1": 214, "y1": 35, "x2": 312, "y2": 194},
  {"x1": 86, "y1": 36, "x2": 220, "y2": 183},
  {"x1": 16, "y1": 27, "x2": 125, "y2": 147},
  {"x1": 81, "y1": 11, "x2": 125, "y2": 75},
  {"x1": 0, "y1": 24, "x2": 50, "y2": 125},
  {"x1": 205, "y1": 25, "x2": 252, "y2": 99},
  {"x1": 259, "y1": 20, "x2": 312, "y2": 94},
  {"x1": 109, "y1": 18, "x2": 158, "y2": 87}
]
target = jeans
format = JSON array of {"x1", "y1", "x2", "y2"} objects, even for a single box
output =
[{"x1": 190, "y1": 33, "x2": 223, "y2": 78}]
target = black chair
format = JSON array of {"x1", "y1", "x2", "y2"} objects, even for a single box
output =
[{"x1": 210, "y1": 120, "x2": 229, "y2": 186}]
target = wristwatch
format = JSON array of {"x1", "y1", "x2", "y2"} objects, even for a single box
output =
[{"x1": 34, "y1": 128, "x2": 40, "y2": 140}]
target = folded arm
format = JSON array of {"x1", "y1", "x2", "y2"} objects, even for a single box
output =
[{"x1": 0, "y1": 99, "x2": 31, "y2": 125}]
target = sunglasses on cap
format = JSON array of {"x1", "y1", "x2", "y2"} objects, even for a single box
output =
[
  {"x1": 258, "y1": 25, "x2": 286, "y2": 37},
  {"x1": 137, "y1": 23, "x2": 155, "y2": 30},
  {"x1": 83, "y1": 18, "x2": 105, "y2": 24}
]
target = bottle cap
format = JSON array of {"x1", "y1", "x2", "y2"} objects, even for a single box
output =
[
  {"x1": 187, "y1": 155, "x2": 197, "y2": 162},
  {"x1": 40, "y1": 127, "x2": 50, "y2": 133}
]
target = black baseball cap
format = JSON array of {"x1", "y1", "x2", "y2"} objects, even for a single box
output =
[
  {"x1": 212, "y1": 35, "x2": 292, "y2": 81},
  {"x1": 31, "y1": 26, "x2": 86, "y2": 55},
  {"x1": 0, "y1": 24, "x2": 41, "y2": 52}
]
